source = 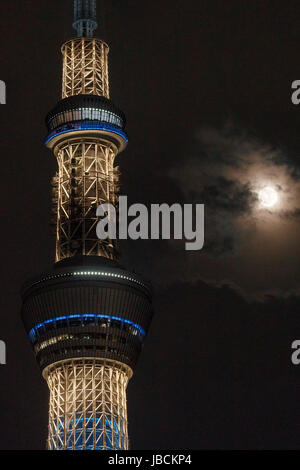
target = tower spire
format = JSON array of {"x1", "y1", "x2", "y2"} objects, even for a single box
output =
[{"x1": 73, "y1": 0, "x2": 98, "y2": 37}]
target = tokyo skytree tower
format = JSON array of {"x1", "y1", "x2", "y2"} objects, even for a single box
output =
[{"x1": 21, "y1": 0, "x2": 153, "y2": 450}]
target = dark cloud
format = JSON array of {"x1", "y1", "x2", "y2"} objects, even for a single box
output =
[
  {"x1": 197, "y1": 176, "x2": 255, "y2": 213},
  {"x1": 122, "y1": 122, "x2": 300, "y2": 299},
  {"x1": 280, "y1": 208, "x2": 300, "y2": 219}
]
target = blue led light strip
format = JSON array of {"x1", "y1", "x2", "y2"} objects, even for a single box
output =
[
  {"x1": 29, "y1": 314, "x2": 145, "y2": 340},
  {"x1": 58, "y1": 417, "x2": 120, "y2": 432},
  {"x1": 54, "y1": 416, "x2": 121, "y2": 450},
  {"x1": 45, "y1": 122, "x2": 129, "y2": 145}
]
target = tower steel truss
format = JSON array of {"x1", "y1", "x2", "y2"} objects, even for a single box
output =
[
  {"x1": 45, "y1": 359, "x2": 132, "y2": 450},
  {"x1": 62, "y1": 38, "x2": 110, "y2": 99},
  {"x1": 53, "y1": 139, "x2": 119, "y2": 261}
]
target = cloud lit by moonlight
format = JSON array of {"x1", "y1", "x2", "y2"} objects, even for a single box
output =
[{"x1": 164, "y1": 123, "x2": 300, "y2": 299}]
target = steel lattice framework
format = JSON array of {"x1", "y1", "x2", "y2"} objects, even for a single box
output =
[
  {"x1": 62, "y1": 38, "x2": 110, "y2": 99},
  {"x1": 45, "y1": 359, "x2": 132, "y2": 450},
  {"x1": 52, "y1": 138, "x2": 120, "y2": 261}
]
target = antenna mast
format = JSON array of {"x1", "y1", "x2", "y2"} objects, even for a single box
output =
[{"x1": 73, "y1": 0, "x2": 98, "y2": 37}]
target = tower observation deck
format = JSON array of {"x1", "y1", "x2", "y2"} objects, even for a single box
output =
[{"x1": 21, "y1": 0, "x2": 153, "y2": 451}]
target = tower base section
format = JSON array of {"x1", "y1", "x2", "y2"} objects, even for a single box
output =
[{"x1": 44, "y1": 358, "x2": 132, "y2": 450}]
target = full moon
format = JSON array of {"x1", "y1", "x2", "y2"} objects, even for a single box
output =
[{"x1": 258, "y1": 186, "x2": 279, "y2": 208}]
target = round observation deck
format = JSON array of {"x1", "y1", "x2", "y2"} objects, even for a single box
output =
[{"x1": 45, "y1": 95, "x2": 128, "y2": 152}]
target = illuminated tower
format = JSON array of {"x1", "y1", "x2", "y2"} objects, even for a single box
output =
[{"x1": 21, "y1": 0, "x2": 153, "y2": 450}]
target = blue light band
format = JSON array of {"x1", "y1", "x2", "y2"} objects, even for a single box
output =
[
  {"x1": 54, "y1": 417, "x2": 122, "y2": 450},
  {"x1": 45, "y1": 121, "x2": 129, "y2": 146},
  {"x1": 58, "y1": 417, "x2": 120, "y2": 431},
  {"x1": 29, "y1": 314, "x2": 145, "y2": 341}
]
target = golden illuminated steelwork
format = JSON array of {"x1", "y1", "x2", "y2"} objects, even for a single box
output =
[
  {"x1": 62, "y1": 38, "x2": 110, "y2": 99},
  {"x1": 51, "y1": 139, "x2": 120, "y2": 261},
  {"x1": 45, "y1": 359, "x2": 132, "y2": 450}
]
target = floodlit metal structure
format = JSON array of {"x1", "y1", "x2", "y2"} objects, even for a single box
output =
[
  {"x1": 61, "y1": 38, "x2": 109, "y2": 98},
  {"x1": 46, "y1": 360, "x2": 131, "y2": 450},
  {"x1": 21, "y1": 0, "x2": 153, "y2": 450}
]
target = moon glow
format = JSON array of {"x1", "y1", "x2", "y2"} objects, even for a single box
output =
[{"x1": 258, "y1": 186, "x2": 279, "y2": 208}]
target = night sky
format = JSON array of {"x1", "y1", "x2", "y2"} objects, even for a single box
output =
[{"x1": 0, "y1": 0, "x2": 299, "y2": 450}]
